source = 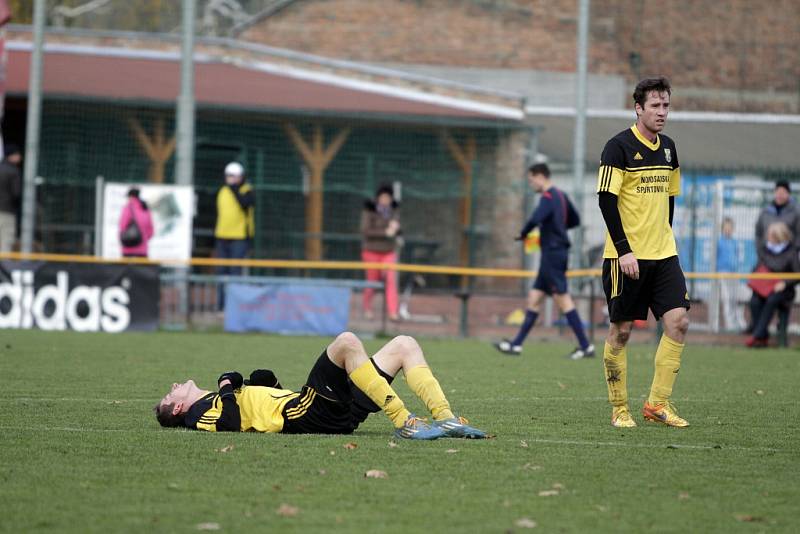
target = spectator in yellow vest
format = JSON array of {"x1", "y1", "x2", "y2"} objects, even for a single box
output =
[{"x1": 214, "y1": 162, "x2": 254, "y2": 312}]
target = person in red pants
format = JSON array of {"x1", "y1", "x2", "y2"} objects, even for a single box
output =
[{"x1": 361, "y1": 184, "x2": 402, "y2": 321}]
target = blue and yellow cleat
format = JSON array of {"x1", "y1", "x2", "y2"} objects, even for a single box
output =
[
  {"x1": 434, "y1": 416, "x2": 487, "y2": 439},
  {"x1": 394, "y1": 414, "x2": 446, "y2": 440}
]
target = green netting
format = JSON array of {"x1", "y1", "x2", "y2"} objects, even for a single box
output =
[{"x1": 35, "y1": 99, "x2": 517, "y2": 284}]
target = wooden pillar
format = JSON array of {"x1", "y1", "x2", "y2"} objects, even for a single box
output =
[
  {"x1": 284, "y1": 123, "x2": 351, "y2": 260},
  {"x1": 128, "y1": 117, "x2": 176, "y2": 183},
  {"x1": 444, "y1": 131, "x2": 477, "y2": 287}
]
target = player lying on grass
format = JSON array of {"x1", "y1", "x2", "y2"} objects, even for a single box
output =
[{"x1": 154, "y1": 332, "x2": 487, "y2": 440}]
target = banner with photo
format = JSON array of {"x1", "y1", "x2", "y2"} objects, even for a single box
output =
[
  {"x1": 100, "y1": 183, "x2": 194, "y2": 261},
  {"x1": 0, "y1": 261, "x2": 160, "y2": 332},
  {"x1": 224, "y1": 283, "x2": 351, "y2": 336}
]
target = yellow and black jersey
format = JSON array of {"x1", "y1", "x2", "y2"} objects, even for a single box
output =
[
  {"x1": 215, "y1": 183, "x2": 255, "y2": 239},
  {"x1": 184, "y1": 385, "x2": 300, "y2": 433},
  {"x1": 597, "y1": 126, "x2": 681, "y2": 260}
]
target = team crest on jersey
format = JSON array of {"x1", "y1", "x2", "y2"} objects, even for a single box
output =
[{"x1": 664, "y1": 148, "x2": 672, "y2": 163}]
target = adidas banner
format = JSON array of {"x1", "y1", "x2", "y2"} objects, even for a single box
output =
[{"x1": 0, "y1": 261, "x2": 160, "y2": 333}]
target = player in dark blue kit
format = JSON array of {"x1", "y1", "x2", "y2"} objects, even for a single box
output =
[{"x1": 494, "y1": 163, "x2": 594, "y2": 359}]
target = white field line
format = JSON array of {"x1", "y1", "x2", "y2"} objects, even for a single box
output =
[
  {"x1": 522, "y1": 438, "x2": 787, "y2": 453},
  {"x1": 0, "y1": 425, "x2": 789, "y2": 453}
]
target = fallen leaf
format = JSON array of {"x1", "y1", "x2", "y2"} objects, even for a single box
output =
[
  {"x1": 734, "y1": 514, "x2": 763, "y2": 523},
  {"x1": 276, "y1": 504, "x2": 299, "y2": 517},
  {"x1": 108, "y1": 400, "x2": 123, "y2": 405},
  {"x1": 365, "y1": 469, "x2": 388, "y2": 479},
  {"x1": 538, "y1": 490, "x2": 559, "y2": 497},
  {"x1": 678, "y1": 491, "x2": 690, "y2": 500},
  {"x1": 520, "y1": 440, "x2": 529, "y2": 448},
  {"x1": 167, "y1": 482, "x2": 180, "y2": 491},
  {"x1": 329, "y1": 450, "x2": 336, "y2": 456},
  {"x1": 272, "y1": 484, "x2": 281, "y2": 491},
  {"x1": 387, "y1": 441, "x2": 399, "y2": 448},
  {"x1": 594, "y1": 504, "x2": 608, "y2": 512},
  {"x1": 510, "y1": 380, "x2": 517, "y2": 384},
  {"x1": 514, "y1": 517, "x2": 537, "y2": 528},
  {"x1": 557, "y1": 381, "x2": 567, "y2": 390},
  {"x1": 195, "y1": 523, "x2": 220, "y2": 531},
  {"x1": 335, "y1": 515, "x2": 344, "y2": 524},
  {"x1": 343, "y1": 442, "x2": 358, "y2": 450},
  {"x1": 215, "y1": 444, "x2": 234, "y2": 453},
  {"x1": 445, "y1": 449, "x2": 459, "y2": 454},
  {"x1": 755, "y1": 390, "x2": 765, "y2": 395},
  {"x1": 551, "y1": 482, "x2": 565, "y2": 490},
  {"x1": 318, "y1": 469, "x2": 327, "y2": 475},
  {"x1": 521, "y1": 463, "x2": 542, "y2": 471},
  {"x1": 502, "y1": 499, "x2": 512, "y2": 508}
]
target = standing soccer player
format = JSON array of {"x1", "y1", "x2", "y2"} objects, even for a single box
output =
[
  {"x1": 494, "y1": 163, "x2": 594, "y2": 360},
  {"x1": 597, "y1": 77, "x2": 690, "y2": 428}
]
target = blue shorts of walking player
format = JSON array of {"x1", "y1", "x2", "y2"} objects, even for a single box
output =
[{"x1": 532, "y1": 249, "x2": 568, "y2": 295}]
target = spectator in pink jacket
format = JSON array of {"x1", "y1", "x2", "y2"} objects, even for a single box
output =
[{"x1": 118, "y1": 188, "x2": 154, "y2": 258}]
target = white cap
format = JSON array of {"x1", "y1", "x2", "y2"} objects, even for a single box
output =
[{"x1": 224, "y1": 162, "x2": 244, "y2": 176}]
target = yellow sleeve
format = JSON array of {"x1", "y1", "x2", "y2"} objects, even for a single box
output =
[
  {"x1": 669, "y1": 167, "x2": 681, "y2": 196},
  {"x1": 597, "y1": 164, "x2": 625, "y2": 195}
]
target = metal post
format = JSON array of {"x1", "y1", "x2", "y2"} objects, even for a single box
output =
[
  {"x1": 572, "y1": 0, "x2": 590, "y2": 269},
  {"x1": 20, "y1": 0, "x2": 46, "y2": 253},
  {"x1": 174, "y1": 0, "x2": 196, "y2": 324},
  {"x1": 93, "y1": 175, "x2": 104, "y2": 257},
  {"x1": 175, "y1": 0, "x2": 196, "y2": 187},
  {"x1": 709, "y1": 180, "x2": 724, "y2": 333},
  {"x1": 522, "y1": 127, "x2": 540, "y2": 294}
]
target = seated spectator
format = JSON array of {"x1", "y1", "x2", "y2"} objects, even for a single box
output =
[{"x1": 745, "y1": 222, "x2": 800, "y2": 347}]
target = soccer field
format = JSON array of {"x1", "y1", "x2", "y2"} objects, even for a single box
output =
[{"x1": 1, "y1": 330, "x2": 797, "y2": 533}]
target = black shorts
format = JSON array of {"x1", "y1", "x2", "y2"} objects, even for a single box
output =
[
  {"x1": 532, "y1": 249, "x2": 569, "y2": 295},
  {"x1": 602, "y1": 255, "x2": 690, "y2": 322},
  {"x1": 280, "y1": 351, "x2": 394, "y2": 435}
]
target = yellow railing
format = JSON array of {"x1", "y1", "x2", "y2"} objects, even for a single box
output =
[{"x1": 1, "y1": 252, "x2": 799, "y2": 280}]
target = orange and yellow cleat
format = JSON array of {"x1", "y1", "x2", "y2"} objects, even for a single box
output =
[{"x1": 643, "y1": 401, "x2": 689, "y2": 427}]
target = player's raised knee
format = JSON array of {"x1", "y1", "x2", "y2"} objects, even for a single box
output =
[
  {"x1": 332, "y1": 331, "x2": 362, "y2": 352},
  {"x1": 392, "y1": 335, "x2": 420, "y2": 352}
]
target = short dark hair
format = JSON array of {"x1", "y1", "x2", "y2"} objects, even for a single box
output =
[
  {"x1": 3, "y1": 144, "x2": 21, "y2": 157},
  {"x1": 633, "y1": 77, "x2": 672, "y2": 108},
  {"x1": 375, "y1": 183, "x2": 394, "y2": 198},
  {"x1": 154, "y1": 402, "x2": 184, "y2": 428},
  {"x1": 528, "y1": 163, "x2": 550, "y2": 178},
  {"x1": 775, "y1": 180, "x2": 791, "y2": 193}
]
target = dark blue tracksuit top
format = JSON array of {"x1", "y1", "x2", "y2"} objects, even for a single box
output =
[{"x1": 519, "y1": 187, "x2": 580, "y2": 252}]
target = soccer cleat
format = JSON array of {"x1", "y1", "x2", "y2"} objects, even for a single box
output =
[
  {"x1": 744, "y1": 336, "x2": 768, "y2": 348},
  {"x1": 394, "y1": 414, "x2": 445, "y2": 440},
  {"x1": 433, "y1": 416, "x2": 487, "y2": 439},
  {"x1": 493, "y1": 339, "x2": 522, "y2": 356},
  {"x1": 611, "y1": 405, "x2": 637, "y2": 428},
  {"x1": 643, "y1": 401, "x2": 689, "y2": 427},
  {"x1": 567, "y1": 344, "x2": 596, "y2": 360}
]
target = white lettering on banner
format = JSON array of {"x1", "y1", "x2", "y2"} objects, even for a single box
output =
[{"x1": 0, "y1": 270, "x2": 131, "y2": 332}]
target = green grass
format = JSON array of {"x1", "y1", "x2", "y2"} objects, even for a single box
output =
[{"x1": 1, "y1": 330, "x2": 798, "y2": 533}]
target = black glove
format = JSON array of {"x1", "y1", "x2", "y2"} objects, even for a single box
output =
[
  {"x1": 217, "y1": 371, "x2": 243, "y2": 389},
  {"x1": 247, "y1": 369, "x2": 282, "y2": 389}
]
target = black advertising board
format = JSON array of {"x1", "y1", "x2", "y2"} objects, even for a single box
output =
[{"x1": 0, "y1": 261, "x2": 160, "y2": 332}]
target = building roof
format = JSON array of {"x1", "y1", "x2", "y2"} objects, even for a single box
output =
[
  {"x1": 526, "y1": 108, "x2": 800, "y2": 172},
  {"x1": 5, "y1": 38, "x2": 524, "y2": 124}
]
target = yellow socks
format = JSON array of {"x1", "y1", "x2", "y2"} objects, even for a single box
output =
[
  {"x1": 405, "y1": 365, "x2": 455, "y2": 421},
  {"x1": 648, "y1": 334, "x2": 684, "y2": 405},
  {"x1": 603, "y1": 342, "x2": 628, "y2": 407},
  {"x1": 349, "y1": 360, "x2": 410, "y2": 428}
]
